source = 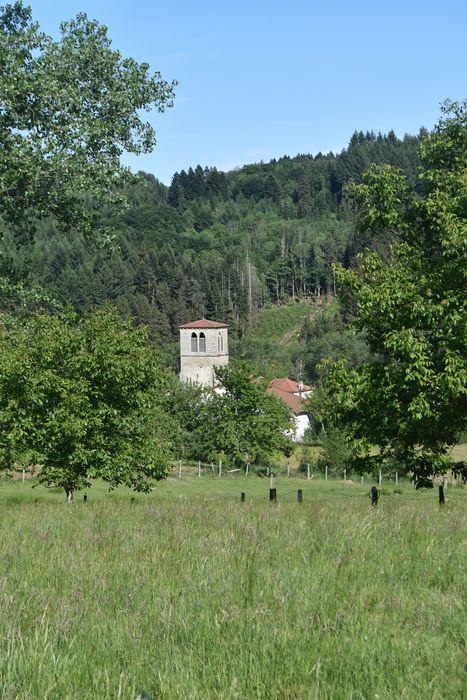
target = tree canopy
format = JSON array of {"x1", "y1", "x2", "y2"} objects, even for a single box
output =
[
  {"x1": 323, "y1": 100, "x2": 467, "y2": 479},
  {"x1": 0, "y1": 1, "x2": 176, "y2": 243},
  {"x1": 0, "y1": 308, "x2": 173, "y2": 499},
  {"x1": 183, "y1": 363, "x2": 295, "y2": 470}
]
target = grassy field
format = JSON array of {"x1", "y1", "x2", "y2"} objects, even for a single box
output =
[{"x1": 0, "y1": 477, "x2": 465, "y2": 699}]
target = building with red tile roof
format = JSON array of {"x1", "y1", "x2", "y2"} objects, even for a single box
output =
[{"x1": 267, "y1": 377, "x2": 312, "y2": 442}]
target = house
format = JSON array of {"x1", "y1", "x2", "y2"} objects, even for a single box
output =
[
  {"x1": 266, "y1": 378, "x2": 312, "y2": 442},
  {"x1": 179, "y1": 318, "x2": 229, "y2": 388}
]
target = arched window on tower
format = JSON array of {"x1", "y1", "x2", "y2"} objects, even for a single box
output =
[
  {"x1": 199, "y1": 332, "x2": 206, "y2": 353},
  {"x1": 191, "y1": 332, "x2": 198, "y2": 352}
]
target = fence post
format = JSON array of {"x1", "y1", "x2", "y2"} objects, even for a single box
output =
[
  {"x1": 297, "y1": 489, "x2": 303, "y2": 503},
  {"x1": 343, "y1": 469, "x2": 347, "y2": 481},
  {"x1": 370, "y1": 486, "x2": 379, "y2": 507},
  {"x1": 269, "y1": 488, "x2": 277, "y2": 502},
  {"x1": 198, "y1": 460, "x2": 201, "y2": 478},
  {"x1": 307, "y1": 463, "x2": 311, "y2": 480},
  {"x1": 287, "y1": 462, "x2": 290, "y2": 477},
  {"x1": 241, "y1": 492, "x2": 246, "y2": 502},
  {"x1": 379, "y1": 470, "x2": 382, "y2": 486},
  {"x1": 439, "y1": 484, "x2": 445, "y2": 505},
  {"x1": 22, "y1": 468, "x2": 25, "y2": 483},
  {"x1": 179, "y1": 461, "x2": 182, "y2": 478},
  {"x1": 395, "y1": 471, "x2": 398, "y2": 485},
  {"x1": 325, "y1": 465, "x2": 328, "y2": 481},
  {"x1": 219, "y1": 460, "x2": 222, "y2": 478},
  {"x1": 361, "y1": 475, "x2": 364, "y2": 486}
]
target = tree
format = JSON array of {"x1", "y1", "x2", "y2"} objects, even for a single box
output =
[
  {"x1": 0, "y1": 2, "x2": 176, "y2": 243},
  {"x1": 0, "y1": 308, "x2": 173, "y2": 500},
  {"x1": 325, "y1": 100, "x2": 467, "y2": 479},
  {"x1": 194, "y1": 363, "x2": 295, "y2": 471}
]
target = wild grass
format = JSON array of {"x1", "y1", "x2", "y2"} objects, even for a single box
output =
[{"x1": 0, "y1": 478, "x2": 465, "y2": 699}]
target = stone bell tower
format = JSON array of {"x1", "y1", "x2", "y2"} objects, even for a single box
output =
[{"x1": 179, "y1": 319, "x2": 229, "y2": 388}]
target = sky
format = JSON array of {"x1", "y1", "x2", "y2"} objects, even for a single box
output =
[{"x1": 30, "y1": 0, "x2": 467, "y2": 185}]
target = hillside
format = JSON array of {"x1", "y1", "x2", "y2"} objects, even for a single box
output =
[
  {"x1": 234, "y1": 297, "x2": 325, "y2": 379},
  {"x1": 0, "y1": 127, "x2": 421, "y2": 377}
]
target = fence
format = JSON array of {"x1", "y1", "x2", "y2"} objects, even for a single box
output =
[{"x1": 170, "y1": 459, "x2": 466, "y2": 505}]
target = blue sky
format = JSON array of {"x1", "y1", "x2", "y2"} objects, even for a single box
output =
[{"x1": 31, "y1": 0, "x2": 466, "y2": 184}]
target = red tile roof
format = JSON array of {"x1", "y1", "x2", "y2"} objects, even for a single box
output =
[
  {"x1": 267, "y1": 386, "x2": 309, "y2": 415},
  {"x1": 268, "y1": 378, "x2": 312, "y2": 393},
  {"x1": 178, "y1": 319, "x2": 228, "y2": 329}
]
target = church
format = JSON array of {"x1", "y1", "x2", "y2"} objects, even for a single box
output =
[
  {"x1": 178, "y1": 318, "x2": 311, "y2": 441},
  {"x1": 178, "y1": 318, "x2": 229, "y2": 388}
]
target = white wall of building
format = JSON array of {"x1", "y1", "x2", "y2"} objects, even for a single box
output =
[{"x1": 294, "y1": 414, "x2": 310, "y2": 442}]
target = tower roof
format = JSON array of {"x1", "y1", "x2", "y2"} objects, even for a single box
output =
[{"x1": 178, "y1": 318, "x2": 228, "y2": 329}]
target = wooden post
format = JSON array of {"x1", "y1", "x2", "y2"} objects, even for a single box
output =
[
  {"x1": 22, "y1": 468, "x2": 25, "y2": 483},
  {"x1": 179, "y1": 461, "x2": 182, "y2": 478},
  {"x1": 219, "y1": 460, "x2": 222, "y2": 478},
  {"x1": 307, "y1": 463, "x2": 311, "y2": 480},
  {"x1": 439, "y1": 484, "x2": 445, "y2": 505},
  {"x1": 379, "y1": 470, "x2": 382, "y2": 486},
  {"x1": 287, "y1": 462, "x2": 290, "y2": 477},
  {"x1": 198, "y1": 460, "x2": 201, "y2": 478},
  {"x1": 343, "y1": 469, "x2": 347, "y2": 481},
  {"x1": 246, "y1": 459, "x2": 250, "y2": 477},
  {"x1": 269, "y1": 488, "x2": 277, "y2": 502},
  {"x1": 297, "y1": 489, "x2": 303, "y2": 503},
  {"x1": 325, "y1": 465, "x2": 328, "y2": 481},
  {"x1": 241, "y1": 492, "x2": 246, "y2": 502},
  {"x1": 83, "y1": 494, "x2": 88, "y2": 503},
  {"x1": 395, "y1": 471, "x2": 398, "y2": 485},
  {"x1": 361, "y1": 475, "x2": 364, "y2": 485}
]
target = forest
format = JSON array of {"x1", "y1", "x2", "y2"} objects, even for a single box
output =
[{"x1": 1, "y1": 125, "x2": 422, "y2": 374}]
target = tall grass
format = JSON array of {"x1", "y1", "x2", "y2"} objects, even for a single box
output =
[{"x1": 0, "y1": 481, "x2": 465, "y2": 699}]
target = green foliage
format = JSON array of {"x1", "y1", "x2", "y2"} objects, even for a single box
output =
[
  {"x1": 192, "y1": 362, "x2": 295, "y2": 469},
  {"x1": 235, "y1": 298, "x2": 318, "y2": 379},
  {"x1": 0, "y1": 1, "x2": 176, "y2": 243},
  {"x1": 299, "y1": 298, "x2": 369, "y2": 382},
  {"x1": 324, "y1": 100, "x2": 467, "y2": 478},
  {"x1": 317, "y1": 426, "x2": 353, "y2": 476},
  {"x1": 0, "y1": 308, "x2": 172, "y2": 498}
]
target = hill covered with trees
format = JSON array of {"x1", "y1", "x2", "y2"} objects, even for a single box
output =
[{"x1": 1, "y1": 125, "x2": 422, "y2": 372}]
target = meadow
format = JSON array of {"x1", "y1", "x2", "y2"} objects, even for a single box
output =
[{"x1": 0, "y1": 476, "x2": 465, "y2": 699}]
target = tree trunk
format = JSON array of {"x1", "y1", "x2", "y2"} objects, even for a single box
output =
[{"x1": 64, "y1": 485, "x2": 74, "y2": 503}]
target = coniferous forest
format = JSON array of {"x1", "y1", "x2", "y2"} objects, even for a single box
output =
[{"x1": 1, "y1": 128, "x2": 422, "y2": 373}]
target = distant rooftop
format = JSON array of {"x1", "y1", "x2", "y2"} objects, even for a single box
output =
[
  {"x1": 267, "y1": 386, "x2": 309, "y2": 415},
  {"x1": 178, "y1": 318, "x2": 228, "y2": 329},
  {"x1": 268, "y1": 378, "x2": 312, "y2": 394},
  {"x1": 267, "y1": 377, "x2": 312, "y2": 415}
]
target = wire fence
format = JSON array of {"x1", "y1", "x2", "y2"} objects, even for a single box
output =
[{"x1": 170, "y1": 459, "x2": 466, "y2": 504}]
